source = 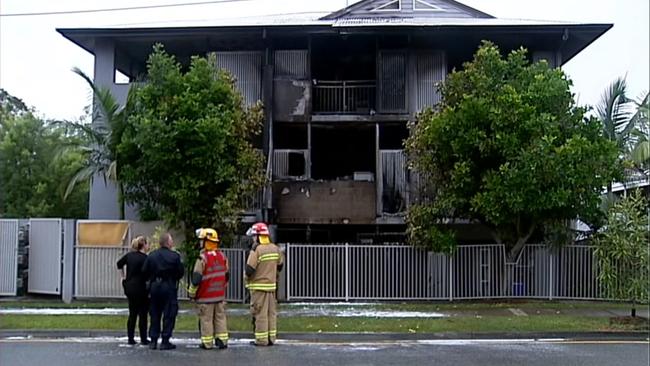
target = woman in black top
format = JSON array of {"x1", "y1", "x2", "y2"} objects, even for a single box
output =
[{"x1": 117, "y1": 236, "x2": 150, "y2": 345}]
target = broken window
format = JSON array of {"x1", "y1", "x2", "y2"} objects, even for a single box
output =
[
  {"x1": 379, "y1": 123, "x2": 408, "y2": 213},
  {"x1": 311, "y1": 124, "x2": 375, "y2": 180},
  {"x1": 273, "y1": 123, "x2": 308, "y2": 179}
]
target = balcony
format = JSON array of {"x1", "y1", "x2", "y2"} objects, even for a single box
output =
[{"x1": 312, "y1": 80, "x2": 376, "y2": 114}]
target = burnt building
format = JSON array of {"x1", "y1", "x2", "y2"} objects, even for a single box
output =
[{"x1": 59, "y1": 0, "x2": 610, "y2": 243}]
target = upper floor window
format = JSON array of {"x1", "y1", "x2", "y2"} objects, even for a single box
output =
[
  {"x1": 371, "y1": 0, "x2": 400, "y2": 12},
  {"x1": 413, "y1": 0, "x2": 446, "y2": 11}
]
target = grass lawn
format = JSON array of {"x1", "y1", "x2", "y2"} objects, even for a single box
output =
[
  {"x1": 0, "y1": 314, "x2": 644, "y2": 333},
  {"x1": 0, "y1": 300, "x2": 636, "y2": 311}
]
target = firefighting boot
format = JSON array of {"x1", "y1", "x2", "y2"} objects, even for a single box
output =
[{"x1": 216, "y1": 338, "x2": 228, "y2": 349}]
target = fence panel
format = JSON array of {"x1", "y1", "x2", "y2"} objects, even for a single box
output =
[
  {"x1": 452, "y1": 245, "x2": 505, "y2": 299},
  {"x1": 287, "y1": 244, "x2": 347, "y2": 300},
  {"x1": 28, "y1": 218, "x2": 63, "y2": 295},
  {"x1": 75, "y1": 247, "x2": 128, "y2": 298},
  {"x1": 429, "y1": 251, "x2": 450, "y2": 299},
  {"x1": 0, "y1": 220, "x2": 19, "y2": 296},
  {"x1": 349, "y1": 245, "x2": 431, "y2": 300},
  {"x1": 555, "y1": 245, "x2": 601, "y2": 300},
  {"x1": 506, "y1": 245, "x2": 551, "y2": 298}
]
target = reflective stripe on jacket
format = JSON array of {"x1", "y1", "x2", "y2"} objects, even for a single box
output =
[{"x1": 246, "y1": 243, "x2": 283, "y2": 292}]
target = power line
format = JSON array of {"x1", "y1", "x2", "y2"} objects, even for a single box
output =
[{"x1": 0, "y1": 0, "x2": 252, "y2": 17}]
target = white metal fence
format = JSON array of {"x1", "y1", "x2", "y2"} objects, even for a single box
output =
[
  {"x1": 28, "y1": 219, "x2": 63, "y2": 295},
  {"x1": 0, "y1": 220, "x2": 19, "y2": 296},
  {"x1": 3, "y1": 217, "x2": 637, "y2": 303},
  {"x1": 75, "y1": 246, "x2": 248, "y2": 302},
  {"x1": 286, "y1": 243, "x2": 633, "y2": 301}
]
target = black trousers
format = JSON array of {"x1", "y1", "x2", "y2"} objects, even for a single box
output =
[
  {"x1": 149, "y1": 282, "x2": 178, "y2": 343},
  {"x1": 126, "y1": 292, "x2": 149, "y2": 341}
]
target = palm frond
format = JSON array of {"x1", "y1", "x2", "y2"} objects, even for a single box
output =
[
  {"x1": 596, "y1": 77, "x2": 631, "y2": 142},
  {"x1": 631, "y1": 141, "x2": 650, "y2": 166},
  {"x1": 63, "y1": 165, "x2": 95, "y2": 200}
]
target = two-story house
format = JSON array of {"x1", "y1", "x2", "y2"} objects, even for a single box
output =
[{"x1": 58, "y1": 0, "x2": 611, "y2": 243}]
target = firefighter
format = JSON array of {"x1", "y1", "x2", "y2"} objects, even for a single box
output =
[
  {"x1": 188, "y1": 228, "x2": 230, "y2": 350},
  {"x1": 245, "y1": 222, "x2": 283, "y2": 346}
]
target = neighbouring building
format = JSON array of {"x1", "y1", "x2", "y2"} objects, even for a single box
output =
[{"x1": 58, "y1": 0, "x2": 611, "y2": 243}]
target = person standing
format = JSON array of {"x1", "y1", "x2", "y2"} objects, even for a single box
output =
[
  {"x1": 187, "y1": 228, "x2": 230, "y2": 350},
  {"x1": 245, "y1": 222, "x2": 283, "y2": 346},
  {"x1": 143, "y1": 232, "x2": 184, "y2": 350},
  {"x1": 116, "y1": 235, "x2": 150, "y2": 346}
]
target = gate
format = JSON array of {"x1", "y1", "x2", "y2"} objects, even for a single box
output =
[
  {"x1": 28, "y1": 218, "x2": 63, "y2": 294},
  {"x1": 0, "y1": 220, "x2": 19, "y2": 296}
]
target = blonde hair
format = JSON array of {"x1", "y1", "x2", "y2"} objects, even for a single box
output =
[{"x1": 131, "y1": 236, "x2": 148, "y2": 251}]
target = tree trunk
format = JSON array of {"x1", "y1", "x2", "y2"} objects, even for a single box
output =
[
  {"x1": 607, "y1": 181, "x2": 613, "y2": 204},
  {"x1": 631, "y1": 300, "x2": 636, "y2": 318},
  {"x1": 117, "y1": 182, "x2": 125, "y2": 220}
]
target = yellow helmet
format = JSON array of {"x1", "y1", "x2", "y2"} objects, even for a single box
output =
[{"x1": 195, "y1": 228, "x2": 219, "y2": 250}]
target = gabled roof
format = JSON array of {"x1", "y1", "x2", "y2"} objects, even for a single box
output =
[{"x1": 321, "y1": 0, "x2": 494, "y2": 20}]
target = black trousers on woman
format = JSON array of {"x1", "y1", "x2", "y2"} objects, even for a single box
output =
[{"x1": 125, "y1": 286, "x2": 149, "y2": 343}]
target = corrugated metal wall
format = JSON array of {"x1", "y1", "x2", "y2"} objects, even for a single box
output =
[
  {"x1": 0, "y1": 220, "x2": 19, "y2": 296},
  {"x1": 416, "y1": 51, "x2": 446, "y2": 111},
  {"x1": 28, "y1": 219, "x2": 63, "y2": 294},
  {"x1": 214, "y1": 51, "x2": 263, "y2": 106},
  {"x1": 274, "y1": 50, "x2": 309, "y2": 78},
  {"x1": 379, "y1": 50, "x2": 407, "y2": 113}
]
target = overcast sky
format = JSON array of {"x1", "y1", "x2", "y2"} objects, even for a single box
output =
[{"x1": 0, "y1": 0, "x2": 648, "y2": 120}]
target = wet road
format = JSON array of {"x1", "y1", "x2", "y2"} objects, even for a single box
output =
[{"x1": 1, "y1": 338, "x2": 648, "y2": 366}]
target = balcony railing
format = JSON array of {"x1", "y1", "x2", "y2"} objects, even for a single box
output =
[{"x1": 313, "y1": 80, "x2": 376, "y2": 114}]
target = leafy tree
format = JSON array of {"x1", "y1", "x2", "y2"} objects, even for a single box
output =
[
  {"x1": 0, "y1": 100, "x2": 88, "y2": 218},
  {"x1": 61, "y1": 68, "x2": 130, "y2": 219},
  {"x1": 406, "y1": 42, "x2": 621, "y2": 260},
  {"x1": 594, "y1": 190, "x2": 649, "y2": 317},
  {"x1": 117, "y1": 45, "x2": 265, "y2": 266}
]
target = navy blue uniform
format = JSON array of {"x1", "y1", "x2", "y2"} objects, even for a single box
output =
[{"x1": 142, "y1": 247, "x2": 184, "y2": 345}]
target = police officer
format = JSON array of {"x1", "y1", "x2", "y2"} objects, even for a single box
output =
[
  {"x1": 245, "y1": 222, "x2": 283, "y2": 346},
  {"x1": 188, "y1": 228, "x2": 230, "y2": 350},
  {"x1": 142, "y1": 232, "x2": 184, "y2": 350}
]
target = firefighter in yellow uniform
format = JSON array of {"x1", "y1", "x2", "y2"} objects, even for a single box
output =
[
  {"x1": 245, "y1": 222, "x2": 283, "y2": 346},
  {"x1": 188, "y1": 228, "x2": 229, "y2": 350}
]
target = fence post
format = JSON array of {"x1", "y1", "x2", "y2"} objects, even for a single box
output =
[
  {"x1": 61, "y1": 220, "x2": 75, "y2": 304},
  {"x1": 549, "y1": 248, "x2": 554, "y2": 300},
  {"x1": 345, "y1": 243, "x2": 349, "y2": 302},
  {"x1": 242, "y1": 249, "x2": 248, "y2": 303},
  {"x1": 285, "y1": 243, "x2": 290, "y2": 301},
  {"x1": 449, "y1": 255, "x2": 453, "y2": 302}
]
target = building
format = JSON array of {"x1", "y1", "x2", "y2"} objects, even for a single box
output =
[{"x1": 58, "y1": 0, "x2": 611, "y2": 243}]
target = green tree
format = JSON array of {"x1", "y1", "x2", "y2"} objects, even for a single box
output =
[
  {"x1": 406, "y1": 42, "x2": 621, "y2": 260},
  {"x1": 61, "y1": 68, "x2": 130, "y2": 219},
  {"x1": 594, "y1": 191, "x2": 649, "y2": 317},
  {"x1": 117, "y1": 45, "x2": 265, "y2": 265},
  {"x1": 0, "y1": 105, "x2": 88, "y2": 218}
]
